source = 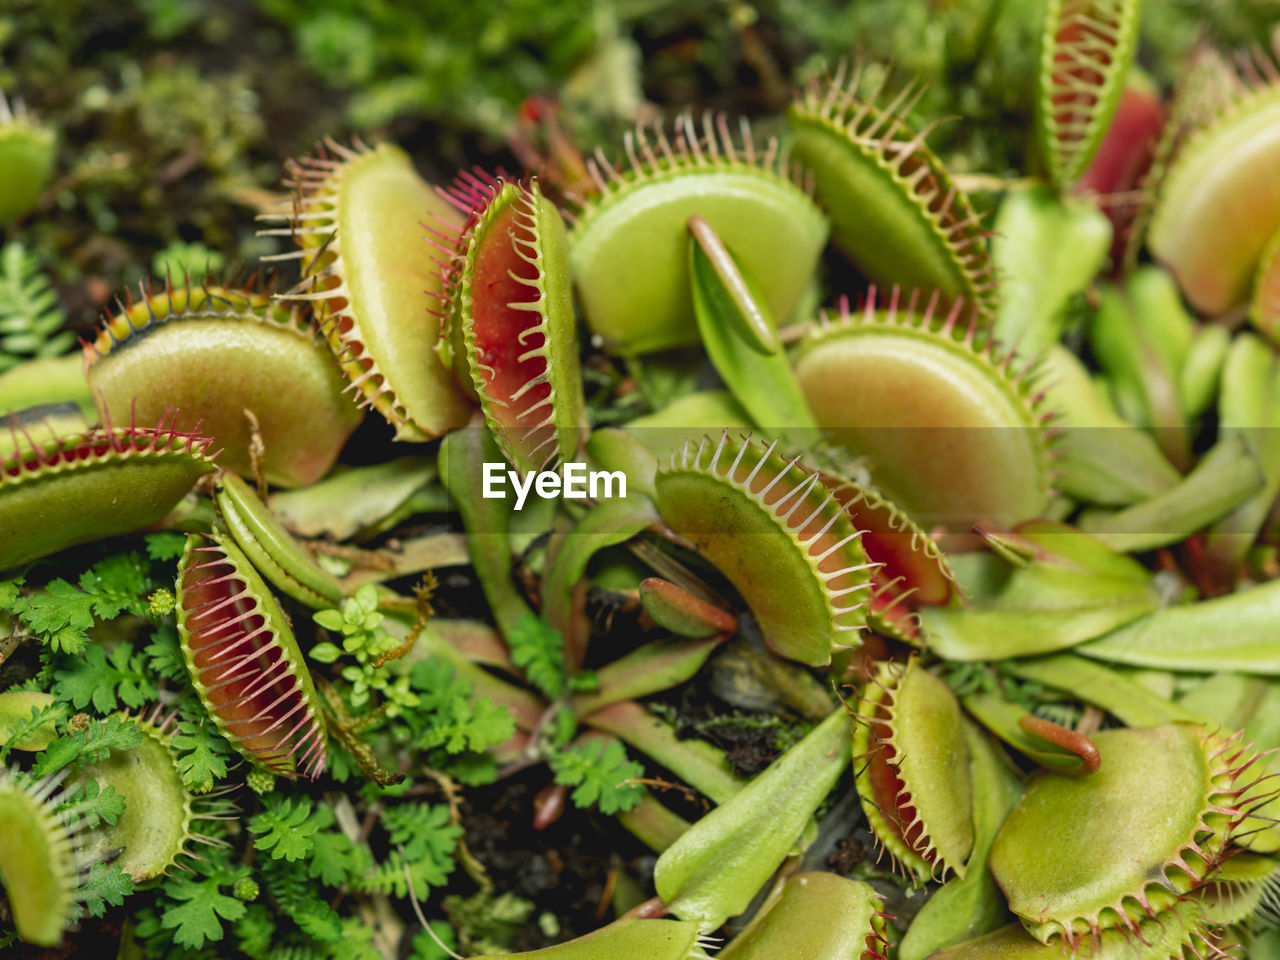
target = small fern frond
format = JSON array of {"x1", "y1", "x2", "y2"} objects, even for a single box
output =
[{"x1": 0, "y1": 242, "x2": 70, "y2": 371}]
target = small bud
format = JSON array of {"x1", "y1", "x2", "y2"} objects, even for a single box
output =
[
  {"x1": 147, "y1": 588, "x2": 175, "y2": 618},
  {"x1": 246, "y1": 769, "x2": 276, "y2": 795}
]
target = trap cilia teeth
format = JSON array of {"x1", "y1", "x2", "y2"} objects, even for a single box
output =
[
  {"x1": 72, "y1": 705, "x2": 234, "y2": 880},
  {"x1": 852, "y1": 657, "x2": 975, "y2": 886},
  {"x1": 431, "y1": 170, "x2": 585, "y2": 471},
  {"x1": 10, "y1": 6, "x2": 1280, "y2": 958},
  {"x1": 83, "y1": 276, "x2": 361, "y2": 488},
  {"x1": 176, "y1": 531, "x2": 329, "y2": 780},
  {"x1": 989, "y1": 723, "x2": 1278, "y2": 950},
  {"x1": 0, "y1": 766, "x2": 96, "y2": 946},
  {"x1": 261, "y1": 139, "x2": 474, "y2": 441},
  {"x1": 653, "y1": 430, "x2": 874, "y2": 668},
  {"x1": 794, "y1": 286, "x2": 1055, "y2": 531},
  {"x1": 567, "y1": 112, "x2": 828, "y2": 355},
  {"x1": 0, "y1": 410, "x2": 217, "y2": 570},
  {"x1": 787, "y1": 63, "x2": 999, "y2": 319}
]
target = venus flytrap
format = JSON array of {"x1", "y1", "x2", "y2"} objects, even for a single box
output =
[
  {"x1": 654, "y1": 432, "x2": 872, "y2": 667},
  {"x1": 0, "y1": 766, "x2": 93, "y2": 946},
  {"x1": 853, "y1": 658, "x2": 975, "y2": 884},
  {"x1": 788, "y1": 65, "x2": 997, "y2": 316},
  {"x1": 1034, "y1": 0, "x2": 1142, "y2": 192},
  {"x1": 717, "y1": 872, "x2": 889, "y2": 960},
  {"x1": 929, "y1": 901, "x2": 1225, "y2": 960},
  {"x1": 72, "y1": 707, "x2": 231, "y2": 882},
  {"x1": 12, "y1": 18, "x2": 1280, "y2": 960},
  {"x1": 434, "y1": 173, "x2": 585, "y2": 472},
  {"x1": 794, "y1": 289, "x2": 1052, "y2": 531},
  {"x1": 1149, "y1": 62, "x2": 1280, "y2": 316},
  {"x1": 569, "y1": 115, "x2": 828, "y2": 355},
  {"x1": 989, "y1": 723, "x2": 1272, "y2": 949},
  {"x1": 85, "y1": 279, "x2": 362, "y2": 489},
  {"x1": 0, "y1": 91, "x2": 55, "y2": 225},
  {"x1": 896, "y1": 718, "x2": 1024, "y2": 960},
  {"x1": 177, "y1": 532, "x2": 329, "y2": 779},
  {"x1": 0, "y1": 414, "x2": 217, "y2": 571},
  {"x1": 215, "y1": 471, "x2": 345, "y2": 609},
  {"x1": 637, "y1": 577, "x2": 738, "y2": 640},
  {"x1": 267, "y1": 140, "x2": 473, "y2": 440}
]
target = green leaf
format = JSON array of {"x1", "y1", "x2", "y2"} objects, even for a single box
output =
[
  {"x1": 310, "y1": 642, "x2": 341, "y2": 664},
  {"x1": 353, "y1": 583, "x2": 378, "y2": 611},
  {"x1": 52, "y1": 643, "x2": 155, "y2": 713},
  {"x1": 314, "y1": 609, "x2": 346, "y2": 631},
  {"x1": 333, "y1": 917, "x2": 384, "y2": 960},
  {"x1": 307, "y1": 806, "x2": 368, "y2": 886},
  {"x1": 550, "y1": 740, "x2": 644, "y2": 815},
  {"x1": 422, "y1": 695, "x2": 516, "y2": 755},
  {"x1": 12, "y1": 578, "x2": 97, "y2": 654},
  {"x1": 444, "y1": 751, "x2": 499, "y2": 787},
  {"x1": 0, "y1": 576, "x2": 23, "y2": 608},
  {"x1": 309, "y1": 829, "x2": 365, "y2": 887},
  {"x1": 410, "y1": 922, "x2": 457, "y2": 960},
  {"x1": 171, "y1": 718, "x2": 232, "y2": 793},
  {"x1": 292, "y1": 897, "x2": 342, "y2": 942},
  {"x1": 78, "y1": 552, "x2": 150, "y2": 619},
  {"x1": 507, "y1": 612, "x2": 566, "y2": 699},
  {"x1": 144, "y1": 625, "x2": 188, "y2": 682},
  {"x1": 0, "y1": 244, "x2": 68, "y2": 369},
  {"x1": 568, "y1": 670, "x2": 599, "y2": 694},
  {"x1": 382, "y1": 802, "x2": 461, "y2": 865},
  {"x1": 31, "y1": 714, "x2": 142, "y2": 778},
  {"x1": 145, "y1": 531, "x2": 189, "y2": 561},
  {"x1": 79, "y1": 862, "x2": 133, "y2": 919},
  {"x1": 408, "y1": 656, "x2": 473, "y2": 708},
  {"x1": 62, "y1": 779, "x2": 126, "y2": 828},
  {"x1": 990, "y1": 184, "x2": 1113, "y2": 356},
  {"x1": 259, "y1": 855, "x2": 343, "y2": 943},
  {"x1": 161, "y1": 878, "x2": 246, "y2": 949},
  {"x1": 687, "y1": 220, "x2": 818, "y2": 449},
  {"x1": 249, "y1": 795, "x2": 320, "y2": 862},
  {"x1": 232, "y1": 903, "x2": 276, "y2": 957},
  {"x1": 358, "y1": 849, "x2": 455, "y2": 901},
  {"x1": 654, "y1": 708, "x2": 853, "y2": 928}
]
